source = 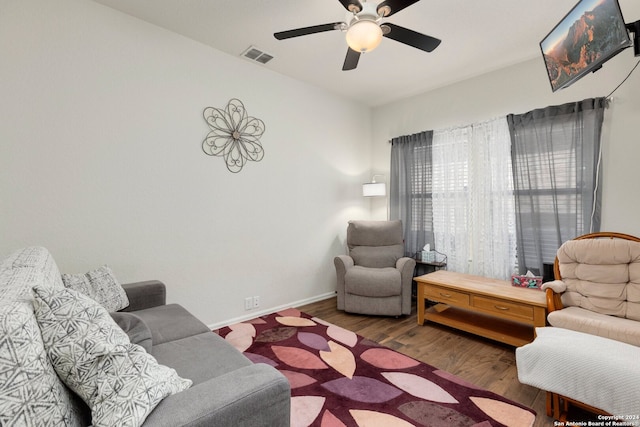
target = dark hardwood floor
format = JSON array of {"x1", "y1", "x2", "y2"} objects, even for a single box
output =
[{"x1": 297, "y1": 297, "x2": 554, "y2": 427}]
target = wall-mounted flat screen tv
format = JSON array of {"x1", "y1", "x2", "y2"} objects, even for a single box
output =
[{"x1": 540, "y1": 0, "x2": 632, "y2": 92}]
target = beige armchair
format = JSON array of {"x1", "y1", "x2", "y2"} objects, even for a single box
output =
[
  {"x1": 543, "y1": 231, "x2": 640, "y2": 346},
  {"x1": 334, "y1": 220, "x2": 415, "y2": 316},
  {"x1": 516, "y1": 232, "x2": 640, "y2": 422}
]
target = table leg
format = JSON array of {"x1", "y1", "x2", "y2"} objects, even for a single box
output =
[{"x1": 417, "y1": 282, "x2": 425, "y2": 325}]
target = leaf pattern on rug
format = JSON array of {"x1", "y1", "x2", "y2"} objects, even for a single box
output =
[
  {"x1": 349, "y1": 409, "x2": 415, "y2": 427},
  {"x1": 291, "y1": 396, "x2": 325, "y2": 427},
  {"x1": 319, "y1": 409, "x2": 346, "y2": 427},
  {"x1": 470, "y1": 396, "x2": 536, "y2": 427},
  {"x1": 272, "y1": 345, "x2": 329, "y2": 370},
  {"x1": 361, "y1": 348, "x2": 420, "y2": 370},
  {"x1": 228, "y1": 322, "x2": 256, "y2": 336},
  {"x1": 319, "y1": 341, "x2": 356, "y2": 379},
  {"x1": 256, "y1": 326, "x2": 297, "y2": 343},
  {"x1": 321, "y1": 376, "x2": 403, "y2": 403},
  {"x1": 216, "y1": 310, "x2": 536, "y2": 427},
  {"x1": 298, "y1": 332, "x2": 330, "y2": 351},
  {"x1": 382, "y1": 372, "x2": 459, "y2": 403},
  {"x1": 278, "y1": 307, "x2": 302, "y2": 317},
  {"x1": 398, "y1": 400, "x2": 476, "y2": 426},
  {"x1": 276, "y1": 316, "x2": 317, "y2": 327},
  {"x1": 313, "y1": 317, "x2": 358, "y2": 347},
  {"x1": 326, "y1": 324, "x2": 358, "y2": 347},
  {"x1": 280, "y1": 370, "x2": 317, "y2": 389},
  {"x1": 224, "y1": 322, "x2": 256, "y2": 352}
]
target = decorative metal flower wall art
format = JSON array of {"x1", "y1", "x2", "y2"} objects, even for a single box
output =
[{"x1": 202, "y1": 98, "x2": 265, "y2": 173}]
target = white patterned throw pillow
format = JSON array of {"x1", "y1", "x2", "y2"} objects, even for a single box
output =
[
  {"x1": 61, "y1": 265, "x2": 129, "y2": 312},
  {"x1": 0, "y1": 300, "x2": 87, "y2": 427},
  {"x1": 32, "y1": 285, "x2": 192, "y2": 427},
  {"x1": 0, "y1": 247, "x2": 87, "y2": 427}
]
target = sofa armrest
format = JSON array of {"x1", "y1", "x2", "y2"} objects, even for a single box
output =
[
  {"x1": 121, "y1": 280, "x2": 166, "y2": 312},
  {"x1": 142, "y1": 364, "x2": 290, "y2": 427}
]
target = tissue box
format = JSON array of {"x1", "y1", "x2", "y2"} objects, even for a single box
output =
[
  {"x1": 511, "y1": 275, "x2": 543, "y2": 290},
  {"x1": 421, "y1": 251, "x2": 436, "y2": 262}
]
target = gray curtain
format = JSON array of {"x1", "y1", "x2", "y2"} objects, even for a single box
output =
[
  {"x1": 389, "y1": 131, "x2": 434, "y2": 258},
  {"x1": 507, "y1": 98, "x2": 605, "y2": 276}
]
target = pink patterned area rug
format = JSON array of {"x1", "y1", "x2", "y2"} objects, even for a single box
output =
[{"x1": 216, "y1": 308, "x2": 535, "y2": 427}]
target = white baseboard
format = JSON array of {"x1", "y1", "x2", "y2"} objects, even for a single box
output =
[{"x1": 207, "y1": 291, "x2": 336, "y2": 330}]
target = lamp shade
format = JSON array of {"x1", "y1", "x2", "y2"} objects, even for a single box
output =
[
  {"x1": 346, "y1": 20, "x2": 383, "y2": 53},
  {"x1": 362, "y1": 182, "x2": 386, "y2": 197}
]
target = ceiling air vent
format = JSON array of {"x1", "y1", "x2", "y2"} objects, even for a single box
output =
[{"x1": 241, "y1": 46, "x2": 274, "y2": 65}]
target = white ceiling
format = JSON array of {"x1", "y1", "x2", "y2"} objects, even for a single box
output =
[{"x1": 92, "y1": 0, "x2": 639, "y2": 107}]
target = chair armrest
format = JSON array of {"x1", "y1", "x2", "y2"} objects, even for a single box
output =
[
  {"x1": 541, "y1": 280, "x2": 566, "y2": 293},
  {"x1": 541, "y1": 280, "x2": 566, "y2": 313},
  {"x1": 142, "y1": 364, "x2": 290, "y2": 427},
  {"x1": 334, "y1": 255, "x2": 354, "y2": 272},
  {"x1": 396, "y1": 257, "x2": 417, "y2": 315},
  {"x1": 120, "y1": 280, "x2": 166, "y2": 312},
  {"x1": 334, "y1": 255, "x2": 354, "y2": 311},
  {"x1": 396, "y1": 257, "x2": 416, "y2": 275}
]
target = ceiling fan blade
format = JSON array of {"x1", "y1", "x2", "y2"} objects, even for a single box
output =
[
  {"x1": 342, "y1": 48, "x2": 361, "y2": 71},
  {"x1": 274, "y1": 22, "x2": 343, "y2": 40},
  {"x1": 377, "y1": 0, "x2": 421, "y2": 17},
  {"x1": 338, "y1": 0, "x2": 362, "y2": 13},
  {"x1": 382, "y1": 23, "x2": 441, "y2": 52}
]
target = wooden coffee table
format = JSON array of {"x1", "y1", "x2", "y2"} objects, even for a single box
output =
[{"x1": 415, "y1": 270, "x2": 547, "y2": 346}]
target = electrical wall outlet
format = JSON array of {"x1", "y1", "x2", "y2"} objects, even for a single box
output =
[
  {"x1": 252, "y1": 296, "x2": 260, "y2": 308},
  {"x1": 244, "y1": 297, "x2": 252, "y2": 311}
]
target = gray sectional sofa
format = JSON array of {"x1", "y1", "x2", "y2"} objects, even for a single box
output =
[{"x1": 0, "y1": 246, "x2": 290, "y2": 426}]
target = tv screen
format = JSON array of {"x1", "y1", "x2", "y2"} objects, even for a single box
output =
[{"x1": 540, "y1": 0, "x2": 632, "y2": 92}]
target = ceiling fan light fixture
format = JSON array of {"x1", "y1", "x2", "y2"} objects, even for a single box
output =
[{"x1": 345, "y1": 19, "x2": 383, "y2": 53}]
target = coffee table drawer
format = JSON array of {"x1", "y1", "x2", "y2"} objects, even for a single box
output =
[
  {"x1": 472, "y1": 296, "x2": 533, "y2": 322},
  {"x1": 424, "y1": 285, "x2": 470, "y2": 307}
]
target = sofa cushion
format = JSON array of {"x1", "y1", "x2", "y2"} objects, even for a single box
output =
[
  {"x1": 110, "y1": 311, "x2": 153, "y2": 353},
  {"x1": 0, "y1": 247, "x2": 87, "y2": 427},
  {"x1": 142, "y1": 363, "x2": 291, "y2": 427},
  {"x1": 151, "y1": 332, "x2": 252, "y2": 386},
  {"x1": 62, "y1": 265, "x2": 129, "y2": 312},
  {"x1": 345, "y1": 266, "x2": 401, "y2": 297},
  {"x1": 133, "y1": 303, "x2": 211, "y2": 345},
  {"x1": 32, "y1": 284, "x2": 192, "y2": 427},
  {"x1": 547, "y1": 306, "x2": 640, "y2": 347}
]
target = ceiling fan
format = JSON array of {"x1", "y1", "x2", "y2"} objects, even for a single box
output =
[{"x1": 273, "y1": 0, "x2": 441, "y2": 71}]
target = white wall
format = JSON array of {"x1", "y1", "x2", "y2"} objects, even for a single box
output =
[
  {"x1": 0, "y1": 0, "x2": 373, "y2": 326},
  {"x1": 371, "y1": 38, "x2": 640, "y2": 236}
]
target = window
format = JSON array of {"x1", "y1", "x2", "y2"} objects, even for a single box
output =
[
  {"x1": 431, "y1": 118, "x2": 516, "y2": 279},
  {"x1": 508, "y1": 98, "x2": 605, "y2": 276},
  {"x1": 391, "y1": 118, "x2": 516, "y2": 280},
  {"x1": 391, "y1": 99, "x2": 604, "y2": 281}
]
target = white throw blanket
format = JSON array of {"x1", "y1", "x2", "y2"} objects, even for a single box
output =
[{"x1": 516, "y1": 327, "x2": 640, "y2": 420}]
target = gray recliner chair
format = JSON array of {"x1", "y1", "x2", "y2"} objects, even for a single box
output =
[{"x1": 334, "y1": 220, "x2": 416, "y2": 316}]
